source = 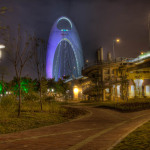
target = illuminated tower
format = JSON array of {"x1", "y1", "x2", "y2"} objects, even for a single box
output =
[{"x1": 46, "y1": 16, "x2": 84, "y2": 81}]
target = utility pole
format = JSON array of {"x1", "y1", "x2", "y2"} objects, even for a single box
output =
[{"x1": 148, "y1": 14, "x2": 150, "y2": 49}]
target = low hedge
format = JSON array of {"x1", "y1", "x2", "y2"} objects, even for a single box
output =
[{"x1": 98, "y1": 99, "x2": 150, "y2": 112}]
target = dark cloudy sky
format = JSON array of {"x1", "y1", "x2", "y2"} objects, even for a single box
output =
[{"x1": 0, "y1": 0, "x2": 150, "y2": 79}]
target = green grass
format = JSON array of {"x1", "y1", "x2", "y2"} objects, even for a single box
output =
[
  {"x1": 0, "y1": 112, "x2": 67, "y2": 134},
  {"x1": 0, "y1": 107, "x2": 87, "y2": 134},
  {"x1": 0, "y1": 96, "x2": 87, "y2": 134},
  {"x1": 97, "y1": 98, "x2": 150, "y2": 112},
  {"x1": 113, "y1": 121, "x2": 150, "y2": 150}
]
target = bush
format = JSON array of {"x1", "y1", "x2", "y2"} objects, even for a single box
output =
[
  {"x1": 43, "y1": 95, "x2": 55, "y2": 102},
  {"x1": 24, "y1": 92, "x2": 39, "y2": 101},
  {"x1": 21, "y1": 100, "x2": 66, "y2": 113},
  {"x1": 98, "y1": 98, "x2": 150, "y2": 112},
  {"x1": 80, "y1": 99, "x2": 98, "y2": 103},
  {"x1": 49, "y1": 101, "x2": 65, "y2": 113},
  {"x1": 0, "y1": 95, "x2": 17, "y2": 112},
  {"x1": 22, "y1": 100, "x2": 41, "y2": 112}
]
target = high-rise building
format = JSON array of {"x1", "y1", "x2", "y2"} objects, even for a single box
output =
[{"x1": 46, "y1": 16, "x2": 84, "y2": 81}]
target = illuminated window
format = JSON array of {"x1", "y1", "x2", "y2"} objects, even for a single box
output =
[
  {"x1": 145, "y1": 85, "x2": 150, "y2": 97},
  {"x1": 117, "y1": 85, "x2": 120, "y2": 97},
  {"x1": 131, "y1": 85, "x2": 134, "y2": 91},
  {"x1": 130, "y1": 85, "x2": 135, "y2": 97},
  {"x1": 105, "y1": 88, "x2": 109, "y2": 93}
]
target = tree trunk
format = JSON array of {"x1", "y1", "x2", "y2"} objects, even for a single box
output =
[
  {"x1": 1, "y1": 74, "x2": 4, "y2": 96},
  {"x1": 18, "y1": 77, "x2": 21, "y2": 117},
  {"x1": 39, "y1": 81, "x2": 43, "y2": 111}
]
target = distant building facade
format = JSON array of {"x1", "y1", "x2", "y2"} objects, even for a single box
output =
[{"x1": 72, "y1": 49, "x2": 150, "y2": 101}]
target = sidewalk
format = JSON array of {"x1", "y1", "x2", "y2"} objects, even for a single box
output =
[{"x1": 0, "y1": 106, "x2": 150, "y2": 150}]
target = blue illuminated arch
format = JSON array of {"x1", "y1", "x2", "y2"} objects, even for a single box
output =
[{"x1": 46, "y1": 16, "x2": 84, "y2": 81}]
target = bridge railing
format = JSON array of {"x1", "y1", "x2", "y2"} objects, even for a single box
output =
[{"x1": 82, "y1": 59, "x2": 124, "y2": 70}]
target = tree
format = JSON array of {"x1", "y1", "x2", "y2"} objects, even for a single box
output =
[
  {"x1": 0, "y1": 3, "x2": 8, "y2": 30},
  {"x1": 55, "y1": 78, "x2": 70, "y2": 96},
  {"x1": 31, "y1": 36, "x2": 46, "y2": 110},
  {"x1": 47, "y1": 78, "x2": 55, "y2": 89},
  {"x1": 4, "y1": 25, "x2": 32, "y2": 116},
  {"x1": 10, "y1": 76, "x2": 34, "y2": 96},
  {"x1": 0, "y1": 67, "x2": 8, "y2": 96}
]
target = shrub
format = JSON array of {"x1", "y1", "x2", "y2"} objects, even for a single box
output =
[
  {"x1": 24, "y1": 92, "x2": 39, "y2": 101},
  {"x1": 22, "y1": 101, "x2": 41, "y2": 112},
  {"x1": 46, "y1": 101, "x2": 65, "y2": 113},
  {"x1": 43, "y1": 95, "x2": 55, "y2": 102},
  {"x1": 80, "y1": 99, "x2": 98, "y2": 103},
  {"x1": 0, "y1": 95, "x2": 17, "y2": 112},
  {"x1": 98, "y1": 98, "x2": 150, "y2": 112}
]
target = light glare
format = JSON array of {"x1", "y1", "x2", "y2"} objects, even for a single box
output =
[
  {"x1": 0, "y1": 45, "x2": 5, "y2": 49},
  {"x1": 116, "y1": 39, "x2": 120, "y2": 43}
]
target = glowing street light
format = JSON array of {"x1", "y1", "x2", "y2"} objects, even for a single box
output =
[
  {"x1": 73, "y1": 87, "x2": 79, "y2": 100},
  {"x1": 116, "y1": 39, "x2": 120, "y2": 43},
  {"x1": 0, "y1": 44, "x2": 5, "y2": 59},
  {"x1": 113, "y1": 38, "x2": 120, "y2": 59},
  {"x1": 74, "y1": 88, "x2": 79, "y2": 93},
  {"x1": 0, "y1": 45, "x2": 5, "y2": 49}
]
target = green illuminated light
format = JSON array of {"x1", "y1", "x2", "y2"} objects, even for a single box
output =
[
  {"x1": 13, "y1": 79, "x2": 31, "y2": 95},
  {"x1": 0, "y1": 83, "x2": 2, "y2": 93}
]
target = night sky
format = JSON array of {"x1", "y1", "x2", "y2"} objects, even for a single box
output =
[{"x1": 0, "y1": 0, "x2": 150, "y2": 80}]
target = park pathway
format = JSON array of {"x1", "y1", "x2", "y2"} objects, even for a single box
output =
[{"x1": 0, "y1": 106, "x2": 150, "y2": 150}]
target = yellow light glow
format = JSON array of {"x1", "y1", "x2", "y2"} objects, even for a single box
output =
[
  {"x1": 116, "y1": 39, "x2": 120, "y2": 43},
  {"x1": 74, "y1": 88, "x2": 79, "y2": 93},
  {"x1": 141, "y1": 52, "x2": 144, "y2": 55}
]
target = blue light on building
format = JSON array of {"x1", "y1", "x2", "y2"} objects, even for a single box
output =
[{"x1": 46, "y1": 16, "x2": 84, "y2": 81}]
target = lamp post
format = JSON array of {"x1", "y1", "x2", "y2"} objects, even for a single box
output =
[
  {"x1": 113, "y1": 39, "x2": 120, "y2": 60},
  {"x1": 0, "y1": 45, "x2": 5, "y2": 96},
  {"x1": 0, "y1": 44, "x2": 5, "y2": 60},
  {"x1": 148, "y1": 14, "x2": 150, "y2": 49}
]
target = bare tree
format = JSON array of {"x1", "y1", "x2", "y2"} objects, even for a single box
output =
[
  {"x1": 31, "y1": 36, "x2": 46, "y2": 111},
  {"x1": 4, "y1": 25, "x2": 32, "y2": 116},
  {"x1": 0, "y1": 4, "x2": 7, "y2": 30},
  {"x1": 0, "y1": 67, "x2": 7, "y2": 96}
]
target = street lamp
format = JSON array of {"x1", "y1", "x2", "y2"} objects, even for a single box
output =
[
  {"x1": 0, "y1": 44, "x2": 5, "y2": 59},
  {"x1": 148, "y1": 14, "x2": 150, "y2": 49},
  {"x1": 113, "y1": 39, "x2": 120, "y2": 59}
]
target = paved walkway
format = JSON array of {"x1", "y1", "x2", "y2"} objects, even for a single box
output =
[{"x1": 1, "y1": 106, "x2": 150, "y2": 150}]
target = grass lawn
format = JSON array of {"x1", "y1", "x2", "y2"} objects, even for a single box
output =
[
  {"x1": 113, "y1": 121, "x2": 150, "y2": 150},
  {"x1": 0, "y1": 100, "x2": 87, "y2": 134},
  {"x1": 0, "y1": 112, "x2": 67, "y2": 134}
]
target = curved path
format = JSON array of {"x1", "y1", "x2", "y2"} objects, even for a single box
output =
[{"x1": 1, "y1": 106, "x2": 150, "y2": 150}]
